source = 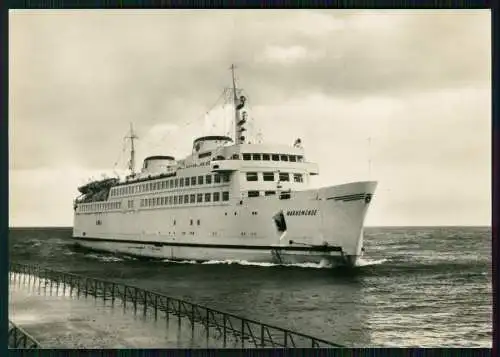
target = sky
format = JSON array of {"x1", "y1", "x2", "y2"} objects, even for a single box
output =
[{"x1": 9, "y1": 10, "x2": 491, "y2": 227}]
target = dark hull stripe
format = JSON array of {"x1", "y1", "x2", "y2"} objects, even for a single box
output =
[
  {"x1": 73, "y1": 236, "x2": 343, "y2": 252},
  {"x1": 327, "y1": 193, "x2": 373, "y2": 202}
]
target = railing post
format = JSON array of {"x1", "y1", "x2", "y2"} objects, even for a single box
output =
[
  {"x1": 206, "y1": 308, "x2": 210, "y2": 341},
  {"x1": 134, "y1": 287, "x2": 138, "y2": 314},
  {"x1": 154, "y1": 294, "x2": 158, "y2": 320},
  {"x1": 111, "y1": 283, "x2": 116, "y2": 304},
  {"x1": 284, "y1": 331, "x2": 288, "y2": 347},
  {"x1": 223, "y1": 314, "x2": 227, "y2": 347},
  {"x1": 85, "y1": 278, "x2": 88, "y2": 298},
  {"x1": 261, "y1": 325, "x2": 265, "y2": 347},
  {"x1": 241, "y1": 319, "x2": 245, "y2": 348}
]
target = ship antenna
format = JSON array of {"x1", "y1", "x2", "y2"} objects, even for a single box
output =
[
  {"x1": 126, "y1": 123, "x2": 139, "y2": 175},
  {"x1": 230, "y1": 64, "x2": 247, "y2": 145}
]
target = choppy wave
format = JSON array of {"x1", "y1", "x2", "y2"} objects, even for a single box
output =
[{"x1": 8, "y1": 226, "x2": 492, "y2": 348}]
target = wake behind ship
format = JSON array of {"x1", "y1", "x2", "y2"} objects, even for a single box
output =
[{"x1": 73, "y1": 66, "x2": 377, "y2": 267}]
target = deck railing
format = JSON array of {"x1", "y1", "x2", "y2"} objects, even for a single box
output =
[
  {"x1": 9, "y1": 263, "x2": 343, "y2": 348},
  {"x1": 8, "y1": 320, "x2": 42, "y2": 349}
]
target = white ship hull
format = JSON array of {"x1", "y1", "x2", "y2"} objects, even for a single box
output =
[{"x1": 73, "y1": 181, "x2": 376, "y2": 267}]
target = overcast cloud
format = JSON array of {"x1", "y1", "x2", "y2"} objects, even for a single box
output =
[{"x1": 9, "y1": 10, "x2": 490, "y2": 226}]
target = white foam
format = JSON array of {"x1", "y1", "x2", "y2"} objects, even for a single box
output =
[
  {"x1": 162, "y1": 259, "x2": 333, "y2": 269},
  {"x1": 356, "y1": 257, "x2": 388, "y2": 267}
]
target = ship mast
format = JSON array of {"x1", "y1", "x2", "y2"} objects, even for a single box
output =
[
  {"x1": 126, "y1": 123, "x2": 138, "y2": 175},
  {"x1": 230, "y1": 64, "x2": 247, "y2": 145}
]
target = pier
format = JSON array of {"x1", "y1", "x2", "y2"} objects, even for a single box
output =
[{"x1": 9, "y1": 263, "x2": 344, "y2": 349}]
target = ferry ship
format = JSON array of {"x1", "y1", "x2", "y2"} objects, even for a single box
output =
[{"x1": 72, "y1": 66, "x2": 377, "y2": 267}]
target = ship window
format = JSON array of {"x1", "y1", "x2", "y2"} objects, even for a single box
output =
[
  {"x1": 161, "y1": 197, "x2": 165, "y2": 205},
  {"x1": 242, "y1": 153, "x2": 251, "y2": 161},
  {"x1": 205, "y1": 193, "x2": 211, "y2": 202},
  {"x1": 272, "y1": 154, "x2": 279, "y2": 161},
  {"x1": 222, "y1": 174, "x2": 230, "y2": 183},
  {"x1": 294, "y1": 173, "x2": 304, "y2": 183},
  {"x1": 214, "y1": 174, "x2": 221, "y2": 184},
  {"x1": 184, "y1": 194, "x2": 189, "y2": 203},
  {"x1": 263, "y1": 172, "x2": 274, "y2": 182},
  {"x1": 148, "y1": 198, "x2": 152, "y2": 207},
  {"x1": 190, "y1": 219, "x2": 193, "y2": 226},
  {"x1": 246, "y1": 172, "x2": 258, "y2": 181},
  {"x1": 197, "y1": 193, "x2": 203, "y2": 203},
  {"x1": 281, "y1": 155, "x2": 289, "y2": 162},
  {"x1": 179, "y1": 179, "x2": 184, "y2": 187},
  {"x1": 248, "y1": 191, "x2": 260, "y2": 198},
  {"x1": 279, "y1": 172, "x2": 290, "y2": 182},
  {"x1": 297, "y1": 155, "x2": 304, "y2": 163},
  {"x1": 190, "y1": 194, "x2": 196, "y2": 203},
  {"x1": 168, "y1": 180, "x2": 172, "y2": 189},
  {"x1": 174, "y1": 196, "x2": 178, "y2": 204},
  {"x1": 263, "y1": 154, "x2": 270, "y2": 161},
  {"x1": 185, "y1": 178, "x2": 190, "y2": 186},
  {"x1": 149, "y1": 183, "x2": 154, "y2": 191},
  {"x1": 206, "y1": 175, "x2": 212, "y2": 184},
  {"x1": 213, "y1": 192, "x2": 220, "y2": 202},
  {"x1": 252, "y1": 153, "x2": 261, "y2": 160},
  {"x1": 197, "y1": 219, "x2": 200, "y2": 226},
  {"x1": 289, "y1": 155, "x2": 297, "y2": 162},
  {"x1": 169, "y1": 196, "x2": 173, "y2": 205},
  {"x1": 173, "y1": 220, "x2": 176, "y2": 225},
  {"x1": 156, "y1": 198, "x2": 160, "y2": 206},
  {"x1": 222, "y1": 191, "x2": 229, "y2": 201},
  {"x1": 265, "y1": 191, "x2": 276, "y2": 196},
  {"x1": 163, "y1": 181, "x2": 167, "y2": 189},
  {"x1": 231, "y1": 154, "x2": 239, "y2": 160},
  {"x1": 191, "y1": 177, "x2": 196, "y2": 186},
  {"x1": 198, "y1": 176, "x2": 204, "y2": 185}
]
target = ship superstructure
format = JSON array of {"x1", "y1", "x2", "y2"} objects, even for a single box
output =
[{"x1": 73, "y1": 66, "x2": 377, "y2": 267}]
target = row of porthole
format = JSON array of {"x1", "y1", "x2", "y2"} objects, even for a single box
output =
[{"x1": 224, "y1": 211, "x2": 259, "y2": 216}]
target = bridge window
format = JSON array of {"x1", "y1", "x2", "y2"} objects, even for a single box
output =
[
  {"x1": 213, "y1": 192, "x2": 220, "y2": 202},
  {"x1": 184, "y1": 194, "x2": 189, "y2": 203},
  {"x1": 206, "y1": 174, "x2": 212, "y2": 184},
  {"x1": 222, "y1": 174, "x2": 230, "y2": 183},
  {"x1": 252, "y1": 153, "x2": 261, "y2": 160},
  {"x1": 198, "y1": 176, "x2": 204, "y2": 185},
  {"x1": 169, "y1": 196, "x2": 173, "y2": 205},
  {"x1": 174, "y1": 179, "x2": 179, "y2": 188},
  {"x1": 289, "y1": 155, "x2": 297, "y2": 162},
  {"x1": 222, "y1": 191, "x2": 230, "y2": 201},
  {"x1": 231, "y1": 154, "x2": 239, "y2": 160},
  {"x1": 272, "y1": 154, "x2": 279, "y2": 161},
  {"x1": 214, "y1": 174, "x2": 221, "y2": 184},
  {"x1": 280, "y1": 155, "x2": 289, "y2": 162},
  {"x1": 179, "y1": 179, "x2": 184, "y2": 187},
  {"x1": 197, "y1": 193, "x2": 203, "y2": 203},
  {"x1": 205, "y1": 193, "x2": 211, "y2": 202},
  {"x1": 294, "y1": 173, "x2": 304, "y2": 183},
  {"x1": 263, "y1": 172, "x2": 274, "y2": 182},
  {"x1": 242, "y1": 153, "x2": 251, "y2": 161},
  {"x1": 246, "y1": 172, "x2": 258, "y2": 182},
  {"x1": 297, "y1": 155, "x2": 304, "y2": 162},
  {"x1": 174, "y1": 196, "x2": 178, "y2": 204},
  {"x1": 265, "y1": 191, "x2": 276, "y2": 196},
  {"x1": 248, "y1": 191, "x2": 260, "y2": 198},
  {"x1": 184, "y1": 178, "x2": 189, "y2": 186},
  {"x1": 157, "y1": 197, "x2": 161, "y2": 206},
  {"x1": 279, "y1": 172, "x2": 290, "y2": 182},
  {"x1": 262, "y1": 154, "x2": 270, "y2": 161},
  {"x1": 190, "y1": 194, "x2": 196, "y2": 204},
  {"x1": 191, "y1": 177, "x2": 196, "y2": 186}
]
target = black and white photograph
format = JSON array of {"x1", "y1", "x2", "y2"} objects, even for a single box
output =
[{"x1": 8, "y1": 9, "x2": 491, "y2": 349}]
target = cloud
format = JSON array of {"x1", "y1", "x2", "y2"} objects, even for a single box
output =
[{"x1": 8, "y1": 10, "x2": 491, "y2": 226}]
